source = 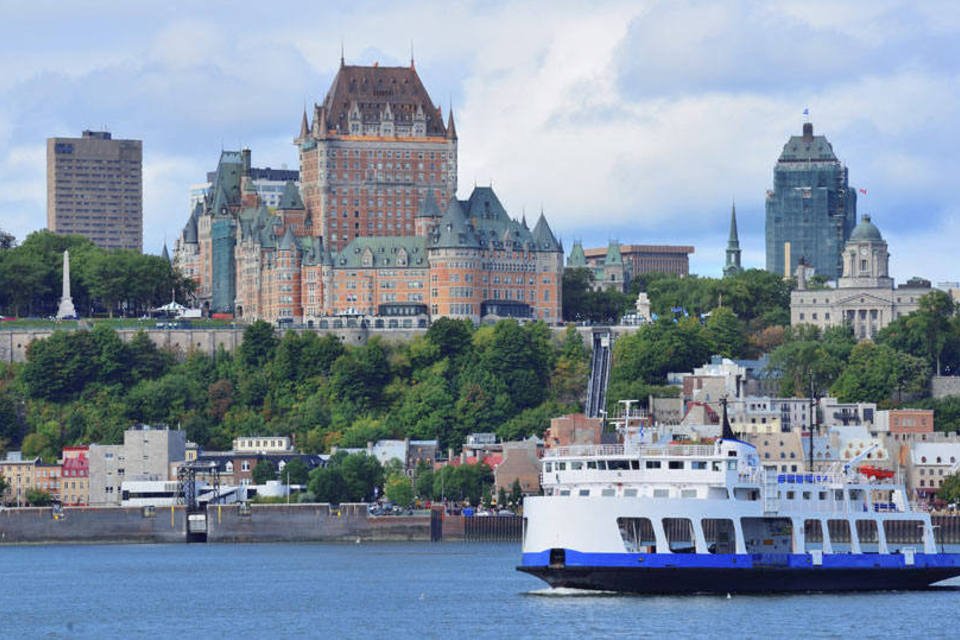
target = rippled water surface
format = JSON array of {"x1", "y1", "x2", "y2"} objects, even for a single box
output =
[{"x1": 2, "y1": 542, "x2": 959, "y2": 639}]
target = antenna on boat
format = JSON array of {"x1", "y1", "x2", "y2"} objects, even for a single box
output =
[
  {"x1": 808, "y1": 376, "x2": 817, "y2": 473},
  {"x1": 719, "y1": 396, "x2": 735, "y2": 440}
]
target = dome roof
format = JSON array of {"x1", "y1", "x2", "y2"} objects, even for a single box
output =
[{"x1": 849, "y1": 214, "x2": 883, "y2": 242}]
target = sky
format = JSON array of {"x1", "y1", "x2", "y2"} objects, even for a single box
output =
[{"x1": 1, "y1": 0, "x2": 959, "y2": 282}]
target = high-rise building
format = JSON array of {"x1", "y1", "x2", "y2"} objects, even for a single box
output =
[
  {"x1": 765, "y1": 122, "x2": 856, "y2": 279},
  {"x1": 46, "y1": 130, "x2": 143, "y2": 251},
  {"x1": 296, "y1": 58, "x2": 458, "y2": 252}
]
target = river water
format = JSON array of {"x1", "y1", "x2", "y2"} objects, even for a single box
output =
[{"x1": 1, "y1": 542, "x2": 958, "y2": 639}]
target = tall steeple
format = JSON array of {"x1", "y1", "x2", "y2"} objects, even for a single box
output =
[{"x1": 723, "y1": 201, "x2": 743, "y2": 277}]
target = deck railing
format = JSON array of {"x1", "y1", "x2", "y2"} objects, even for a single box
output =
[{"x1": 543, "y1": 443, "x2": 715, "y2": 459}]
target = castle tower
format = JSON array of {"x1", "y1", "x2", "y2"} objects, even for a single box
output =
[{"x1": 296, "y1": 59, "x2": 458, "y2": 251}]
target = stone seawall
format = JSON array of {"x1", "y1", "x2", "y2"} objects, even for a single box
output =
[
  {"x1": 0, "y1": 506, "x2": 187, "y2": 544},
  {"x1": 0, "y1": 326, "x2": 428, "y2": 363},
  {"x1": 206, "y1": 503, "x2": 430, "y2": 543},
  {"x1": 0, "y1": 504, "x2": 431, "y2": 544}
]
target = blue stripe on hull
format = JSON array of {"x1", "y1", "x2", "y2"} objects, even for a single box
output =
[{"x1": 522, "y1": 550, "x2": 960, "y2": 570}]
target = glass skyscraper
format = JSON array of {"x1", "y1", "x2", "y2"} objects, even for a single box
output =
[{"x1": 765, "y1": 122, "x2": 857, "y2": 279}]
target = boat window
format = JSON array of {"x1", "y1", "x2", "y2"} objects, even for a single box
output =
[
  {"x1": 727, "y1": 461, "x2": 737, "y2": 470},
  {"x1": 668, "y1": 461, "x2": 684, "y2": 470},
  {"x1": 804, "y1": 520, "x2": 824, "y2": 552},
  {"x1": 586, "y1": 461, "x2": 597, "y2": 470},
  {"x1": 818, "y1": 491, "x2": 828, "y2": 501},
  {"x1": 691, "y1": 461, "x2": 707, "y2": 470},
  {"x1": 556, "y1": 462, "x2": 566, "y2": 471},
  {"x1": 630, "y1": 460, "x2": 640, "y2": 470},
  {"x1": 856, "y1": 520, "x2": 879, "y2": 552},
  {"x1": 653, "y1": 488, "x2": 669, "y2": 498},
  {"x1": 601, "y1": 488, "x2": 616, "y2": 497},
  {"x1": 786, "y1": 491, "x2": 795, "y2": 500},
  {"x1": 712, "y1": 461, "x2": 722, "y2": 471},
  {"x1": 883, "y1": 520, "x2": 925, "y2": 552},
  {"x1": 734, "y1": 488, "x2": 759, "y2": 501},
  {"x1": 608, "y1": 460, "x2": 630, "y2": 471},
  {"x1": 617, "y1": 517, "x2": 656, "y2": 553},
  {"x1": 646, "y1": 461, "x2": 661, "y2": 469},
  {"x1": 834, "y1": 489, "x2": 844, "y2": 502},
  {"x1": 624, "y1": 488, "x2": 638, "y2": 497},
  {"x1": 596, "y1": 460, "x2": 607, "y2": 470},
  {"x1": 681, "y1": 489, "x2": 697, "y2": 498},
  {"x1": 704, "y1": 518, "x2": 736, "y2": 554},
  {"x1": 578, "y1": 489, "x2": 590, "y2": 497},
  {"x1": 741, "y1": 517, "x2": 792, "y2": 554},
  {"x1": 570, "y1": 461, "x2": 583, "y2": 470},
  {"x1": 559, "y1": 490, "x2": 570, "y2": 496},
  {"x1": 663, "y1": 518, "x2": 696, "y2": 552},
  {"x1": 544, "y1": 462, "x2": 552, "y2": 473},
  {"x1": 802, "y1": 491, "x2": 811, "y2": 500},
  {"x1": 828, "y1": 520, "x2": 852, "y2": 553}
]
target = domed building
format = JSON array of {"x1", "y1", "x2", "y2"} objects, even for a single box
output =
[{"x1": 791, "y1": 215, "x2": 931, "y2": 340}]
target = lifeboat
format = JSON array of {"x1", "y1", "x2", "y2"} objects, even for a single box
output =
[{"x1": 858, "y1": 465, "x2": 895, "y2": 480}]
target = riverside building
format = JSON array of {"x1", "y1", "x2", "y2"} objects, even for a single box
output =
[{"x1": 47, "y1": 130, "x2": 143, "y2": 251}]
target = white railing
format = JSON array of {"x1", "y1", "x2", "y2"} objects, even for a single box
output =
[{"x1": 543, "y1": 443, "x2": 716, "y2": 459}]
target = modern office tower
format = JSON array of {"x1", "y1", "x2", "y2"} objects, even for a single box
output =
[
  {"x1": 765, "y1": 122, "x2": 856, "y2": 279},
  {"x1": 296, "y1": 58, "x2": 458, "y2": 251},
  {"x1": 47, "y1": 130, "x2": 143, "y2": 251}
]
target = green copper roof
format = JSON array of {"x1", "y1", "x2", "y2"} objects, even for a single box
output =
[
  {"x1": 605, "y1": 241, "x2": 622, "y2": 265},
  {"x1": 727, "y1": 203, "x2": 740, "y2": 249},
  {"x1": 277, "y1": 181, "x2": 304, "y2": 210},
  {"x1": 849, "y1": 214, "x2": 883, "y2": 242},
  {"x1": 567, "y1": 240, "x2": 586, "y2": 267},
  {"x1": 334, "y1": 236, "x2": 428, "y2": 268}
]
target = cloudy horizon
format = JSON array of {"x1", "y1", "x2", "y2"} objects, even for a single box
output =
[{"x1": 2, "y1": 0, "x2": 958, "y2": 283}]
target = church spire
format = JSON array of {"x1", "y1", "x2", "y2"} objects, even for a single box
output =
[{"x1": 723, "y1": 201, "x2": 743, "y2": 277}]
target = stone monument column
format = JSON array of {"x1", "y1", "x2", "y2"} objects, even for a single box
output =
[{"x1": 56, "y1": 249, "x2": 78, "y2": 320}]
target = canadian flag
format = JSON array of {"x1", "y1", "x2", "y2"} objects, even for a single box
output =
[{"x1": 858, "y1": 188, "x2": 868, "y2": 195}]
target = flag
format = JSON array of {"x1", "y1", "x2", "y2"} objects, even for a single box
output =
[{"x1": 858, "y1": 188, "x2": 867, "y2": 195}]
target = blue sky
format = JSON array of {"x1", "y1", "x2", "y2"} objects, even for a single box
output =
[{"x1": 1, "y1": 0, "x2": 959, "y2": 282}]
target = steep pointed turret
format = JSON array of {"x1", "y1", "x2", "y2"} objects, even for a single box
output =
[
  {"x1": 532, "y1": 212, "x2": 561, "y2": 252},
  {"x1": 567, "y1": 240, "x2": 586, "y2": 267},
  {"x1": 161, "y1": 243, "x2": 171, "y2": 263},
  {"x1": 279, "y1": 225, "x2": 297, "y2": 251},
  {"x1": 299, "y1": 108, "x2": 309, "y2": 140},
  {"x1": 431, "y1": 198, "x2": 479, "y2": 249},
  {"x1": 605, "y1": 240, "x2": 622, "y2": 265},
  {"x1": 446, "y1": 109, "x2": 457, "y2": 140},
  {"x1": 723, "y1": 201, "x2": 743, "y2": 277},
  {"x1": 277, "y1": 181, "x2": 305, "y2": 210}
]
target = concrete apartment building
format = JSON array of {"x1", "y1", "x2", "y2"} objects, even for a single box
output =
[
  {"x1": 88, "y1": 425, "x2": 186, "y2": 506},
  {"x1": 47, "y1": 130, "x2": 143, "y2": 251}
]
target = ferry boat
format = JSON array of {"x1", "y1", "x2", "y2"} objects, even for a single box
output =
[{"x1": 518, "y1": 404, "x2": 960, "y2": 594}]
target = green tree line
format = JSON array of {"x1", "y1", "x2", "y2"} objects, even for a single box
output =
[
  {"x1": 0, "y1": 230, "x2": 194, "y2": 318},
  {"x1": 0, "y1": 319, "x2": 590, "y2": 461}
]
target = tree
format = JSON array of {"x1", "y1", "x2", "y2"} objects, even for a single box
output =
[
  {"x1": 252, "y1": 460, "x2": 277, "y2": 484},
  {"x1": 414, "y1": 461, "x2": 435, "y2": 499},
  {"x1": 384, "y1": 473, "x2": 414, "y2": 507},
  {"x1": 281, "y1": 457, "x2": 310, "y2": 485},
  {"x1": 937, "y1": 473, "x2": 960, "y2": 505},
  {"x1": 831, "y1": 342, "x2": 929, "y2": 405},
  {"x1": 768, "y1": 325, "x2": 854, "y2": 397},
  {"x1": 0, "y1": 473, "x2": 8, "y2": 499},
  {"x1": 340, "y1": 453, "x2": 384, "y2": 502},
  {"x1": 425, "y1": 317, "x2": 474, "y2": 362},
  {"x1": 238, "y1": 321, "x2": 278, "y2": 369},
  {"x1": 25, "y1": 488, "x2": 53, "y2": 506},
  {"x1": 510, "y1": 478, "x2": 523, "y2": 507},
  {"x1": 704, "y1": 306, "x2": 746, "y2": 358}
]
